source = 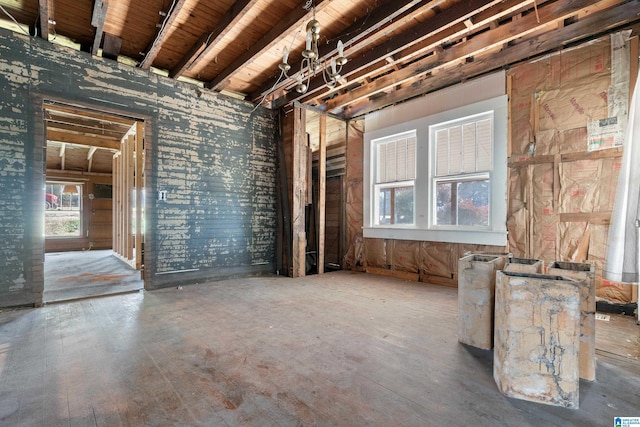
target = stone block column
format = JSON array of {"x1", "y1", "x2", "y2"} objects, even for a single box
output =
[
  {"x1": 548, "y1": 261, "x2": 596, "y2": 381},
  {"x1": 457, "y1": 254, "x2": 506, "y2": 349},
  {"x1": 494, "y1": 271, "x2": 581, "y2": 409}
]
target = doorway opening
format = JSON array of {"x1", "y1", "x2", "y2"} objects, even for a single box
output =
[{"x1": 42, "y1": 101, "x2": 146, "y2": 303}]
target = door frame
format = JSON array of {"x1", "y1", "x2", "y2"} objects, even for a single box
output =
[{"x1": 32, "y1": 94, "x2": 154, "y2": 305}]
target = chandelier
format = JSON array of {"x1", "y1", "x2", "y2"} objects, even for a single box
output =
[{"x1": 278, "y1": 6, "x2": 347, "y2": 94}]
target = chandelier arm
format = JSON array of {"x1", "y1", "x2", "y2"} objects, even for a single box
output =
[{"x1": 273, "y1": 5, "x2": 348, "y2": 97}]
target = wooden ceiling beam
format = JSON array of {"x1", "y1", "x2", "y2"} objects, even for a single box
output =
[
  {"x1": 59, "y1": 143, "x2": 66, "y2": 170},
  {"x1": 45, "y1": 121, "x2": 127, "y2": 138},
  {"x1": 275, "y1": 0, "x2": 505, "y2": 108},
  {"x1": 139, "y1": 0, "x2": 189, "y2": 69},
  {"x1": 170, "y1": 0, "x2": 259, "y2": 79},
  {"x1": 44, "y1": 104, "x2": 136, "y2": 126},
  {"x1": 87, "y1": 146, "x2": 99, "y2": 160},
  {"x1": 205, "y1": 0, "x2": 330, "y2": 91},
  {"x1": 287, "y1": 0, "x2": 551, "y2": 108},
  {"x1": 343, "y1": 0, "x2": 640, "y2": 118},
  {"x1": 38, "y1": 0, "x2": 49, "y2": 40},
  {"x1": 91, "y1": 0, "x2": 108, "y2": 55},
  {"x1": 251, "y1": 0, "x2": 427, "y2": 101},
  {"x1": 47, "y1": 130, "x2": 122, "y2": 150},
  {"x1": 45, "y1": 112, "x2": 131, "y2": 132},
  {"x1": 87, "y1": 146, "x2": 98, "y2": 172},
  {"x1": 325, "y1": 0, "x2": 620, "y2": 112}
]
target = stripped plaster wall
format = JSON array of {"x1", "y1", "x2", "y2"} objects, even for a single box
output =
[{"x1": 0, "y1": 29, "x2": 277, "y2": 308}]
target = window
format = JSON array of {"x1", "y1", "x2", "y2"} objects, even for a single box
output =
[
  {"x1": 431, "y1": 113, "x2": 492, "y2": 228},
  {"x1": 372, "y1": 131, "x2": 416, "y2": 225},
  {"x1": 45, "y1": 182, "x2": 82, "y2": 238},
  {"x1": 363, "y1": 93, "x2": 507, "y2": 246}
]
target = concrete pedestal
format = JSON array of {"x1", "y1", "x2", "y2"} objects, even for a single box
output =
[
  {"x1": 457, "y1": 254, "x2": 506, "y2": 349},
  {"x1": 504, "y1": 257, "x2": 544, "y2": 273},
  {"x1": 494, "y1": 271, "x2": 581, "y2": 409},
  {"x1": 548, "y1": 261, "x2": 596, "y2": 381}
]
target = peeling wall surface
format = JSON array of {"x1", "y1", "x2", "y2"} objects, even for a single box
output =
[{"x1": 0, "y1": 29, "x2": 277, "y2": 307}]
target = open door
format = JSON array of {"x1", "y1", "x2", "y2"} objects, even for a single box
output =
[{"x1": 112, "y1": 122, "x2": 144, "y2": 271}]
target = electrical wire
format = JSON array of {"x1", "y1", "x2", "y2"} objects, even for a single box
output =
[
  {"x1": 251, "y1": 24, "x2": 305, "y2": 114},
  {"x1": 157, "y1": 0, "x2": 179, "y2": 37},
  {"x1": 0, "y1": 4, "x2": 31, "y2": 36},
  {"x1": 251, "y1": 69, "x2": 286, "y2": 114},
  {"x1": 143, "y1": 0, "x2": 178, "y2": 61}
]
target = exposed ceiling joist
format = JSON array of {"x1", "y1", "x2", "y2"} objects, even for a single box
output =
[
  {"x1": 4, "y1": 0, "x2": 639, "y2": 118},
  {"x1": 139, "y1": 0, "x2": 189, "y2": 69},
  {"x1": 252, "y1": 0, "x2": 427, "y2": 100},
  {"x1": 170, "y1": 0, "x2": 259, "y2": 79},
  {"x1": 91, "y1": 0, "x2": 108, "y2": 55},
  {"x1": 206, "y1": 0, "x2": 330, "y2": 91},
  {"x1": 325, "y1": 0, "x2": 617, "y2": 112},
  {"x1": 45, "y1": 120, "x2": 129, "y2": 137},
  {"x1": 343, "y1": 0, "x2": 639, "y2": 118},
  {"x1": 87, "y1": 146, "x2": 99, "y2": 159},
  {"x1": 275, "y1": 0, "x2": 506, "y2": 108},
  {"x1": 47, "y1": 130, "x2": 122, "y2": 150},
  {"x1": 45, "y1": 104, "x2": 136, "y2": 126},
  {"x1": 38, "y1": 0, "x2": 49, "y2": 40}
]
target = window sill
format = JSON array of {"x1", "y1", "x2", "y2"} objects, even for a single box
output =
[{"x1": 363, "y1": 226, "x2": 507, "y2": 246}]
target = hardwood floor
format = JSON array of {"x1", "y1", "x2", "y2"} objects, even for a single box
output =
[
  {"x1": 44, "y1": 250, "x2": 143, "y2": 303},
  {"x1": 596, "y1": 311, "x2": 640, "y2": 361},
  {"x1": 0, "y1": 271, "x2": 638, "y2": 426}
]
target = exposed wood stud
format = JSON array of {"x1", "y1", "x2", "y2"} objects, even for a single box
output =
[
  {"x1": 91, "y1": 0, "x2": 108, "y2": 56},
  {"x1": 139, "y1": 0, "x2": 189, "y2": 69},
  {"x1": 59, "y1": 143, "x2": 66, "y2": 170},
  {"x1": 292, "y1": 106, "x2": 307, "y2": 278},
  {"x1": 318, "y1": 114, "x2": 327, "y2": 274},
  {"x1": 38, "y1": 0, "x2": 49, "y2": 40},
  {"x1": 135, "y1": 121, "x2": 144, "y2": 270}
]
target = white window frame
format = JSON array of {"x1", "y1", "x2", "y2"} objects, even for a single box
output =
[
  {"x1": 373, "y1": 180, "x2": 416, "y2": 226},
  {"x1": 370, "y1": 129, "x2": 417, "y2": 227},
  {"x1": 429, "y1": 111, "x2": 494, "y2": 231},
  {"x1": 363, "y1": 95, "x2": 507, "y2": 245},
  {"x1": 431, "y1": 173, "x2": 491, "y2": 229}
]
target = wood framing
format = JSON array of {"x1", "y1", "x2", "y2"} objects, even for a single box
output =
[
  {"x1": 91, "y1": 0, "x2": 108, "y2": 55},
  {"x1": 170, "y1": 0, "x2": 259, "y2": 78},
  {"x1": 292, "y1": 106, "x2": 307, "y2": 277},
  {"x1": 318, "y1": 114, "x2": 326, "y2": 274},
  {"x1": 139, "y1": 0, "x2": 189, "y2": 69},
  {"x1": 112, "y1": 122, "x2": 144, "y2": 270}
]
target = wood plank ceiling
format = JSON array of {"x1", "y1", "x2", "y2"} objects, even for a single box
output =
[
  {"x1": 1, "y1": 0, "x2": 639, "y2": 119},
  {"x1": 44, "y1": 103, "x2": 135, "y2": 174}
]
